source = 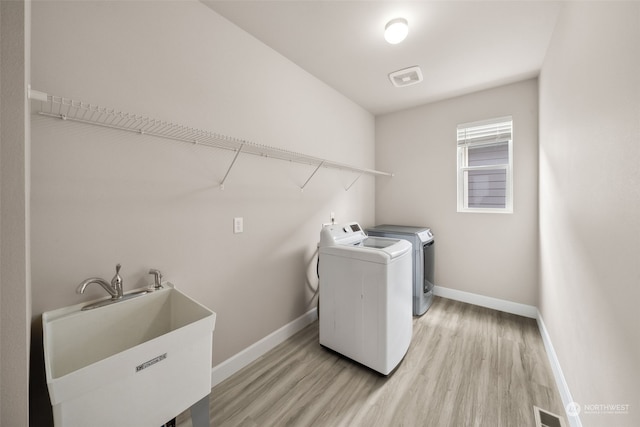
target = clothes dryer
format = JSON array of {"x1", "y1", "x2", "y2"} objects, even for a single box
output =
[
  {"x1": 318, "y1": 222, "x2": 412, "y2": 375},
  {"x1": 366, "y1": 225, "x2": 435, "y2": 316}
]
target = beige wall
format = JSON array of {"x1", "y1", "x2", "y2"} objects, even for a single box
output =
[
  {"x1": 539, "y1": 3, "x2": 640, "y2": 426},
  {"x1": 1, "y1": 0, "x2": 31, "y2": 426},
  {"x1": 29, "y1": 0, "x2": 374, "y2": 421},
  {"x1": 375, "y1": 79, "x2": 539, "y2": 306}
]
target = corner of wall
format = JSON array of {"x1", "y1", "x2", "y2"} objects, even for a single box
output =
[{"x1": 1, "y1": 0, "x2": 31, "y2": 425}]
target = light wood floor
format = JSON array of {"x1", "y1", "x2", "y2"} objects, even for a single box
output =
[{"x1": 177, "y1": 297, "x2": 565, "y2": 427}]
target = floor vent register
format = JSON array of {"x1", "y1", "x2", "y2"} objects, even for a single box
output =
[{"x1": 534, "y1": 406, "x2": 567, "y2": 427}]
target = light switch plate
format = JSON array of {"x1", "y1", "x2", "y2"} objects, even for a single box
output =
[{"x1": 234, "y1": 217, "x2": 243, "y2": 234}]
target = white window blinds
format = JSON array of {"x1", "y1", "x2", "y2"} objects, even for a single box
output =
[
  {"x1": 457, "y1": 117, "x2": 512, "y2": 147},
  {"x1": 457, "y1": 117, "x2": 513, "y2": 212}
]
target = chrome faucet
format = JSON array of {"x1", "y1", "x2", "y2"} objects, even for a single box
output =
[
  {"x1": 148, "y1": 268, "x2": 163, "y2": 290},
  {"x1": 77, "y1": 264, "x2": 124, "y2": 300}
]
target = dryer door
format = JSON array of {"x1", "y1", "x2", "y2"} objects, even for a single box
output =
[{"x1": 423, "y1": 240, "x2": 435, "y2": 293}]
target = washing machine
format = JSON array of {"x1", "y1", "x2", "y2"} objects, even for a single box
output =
[
  {"x1": 318, "y1": 222, "x2": 413, "y2": 375},
  {"x1": 366, "y1": 225, "x2": 435, "y2": 316}
]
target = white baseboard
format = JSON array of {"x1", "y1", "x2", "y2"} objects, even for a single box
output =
[
  {"x1": 433, "y1": 285, "x2": 538, "y2": 318},
  {"x1": 536, "y1": 311, "x2": 583, "y2": 427},
  {"x1": 210, "y1": 307, "x2": 318, "y2": 387}
]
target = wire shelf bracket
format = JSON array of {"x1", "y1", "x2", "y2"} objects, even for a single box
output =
[
  {"x1": 345, "y1": 172, "x2": 363, "y2": 192},
  {"x1": 28, "y1": 89, "x2": 394, "y2": 190},
  {"x1": 220, "y1": 143, "x2": 244, "y2": 190},
  {"x1": 300, "y1": 161, "x2": 324, "y2": 193}
]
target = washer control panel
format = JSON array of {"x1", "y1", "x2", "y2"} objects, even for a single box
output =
[{"x1": 320, "y1": 222, "x2": 367, "y2": 247}]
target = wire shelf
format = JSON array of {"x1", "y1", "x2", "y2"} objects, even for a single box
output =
[{"x1": 29, "y1": 89, "x2": 393, "y2": 190}]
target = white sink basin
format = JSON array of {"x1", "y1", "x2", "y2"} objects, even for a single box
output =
[{"x1": 43, "y1": 283, "x2": 216, "y2": 427}]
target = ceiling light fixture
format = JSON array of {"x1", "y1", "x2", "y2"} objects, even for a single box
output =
[{"x1": 384, "y1": 18, "x2": 409, "y2": 44}]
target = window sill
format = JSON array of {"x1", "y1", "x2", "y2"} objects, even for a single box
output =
[{"x1": 457, "y1": 208, "x2": 513, "y2": 214}]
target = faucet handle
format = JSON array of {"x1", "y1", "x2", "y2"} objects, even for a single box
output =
[
  {"x1": 111, "y1": 263, "x2": 123, "y2": 298},
  {"x1": 148, "y1": 269, "x2": 163, "y2": 290}
]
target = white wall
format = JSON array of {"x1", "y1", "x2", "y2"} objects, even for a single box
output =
[
  {"x1": 0, "y1": 0, "x2": 31, "y2": 425},
  {"x1": 29, "y1": 0, "x2": 374, "y2": 421},
  {"x1": 539, "y1": 3, "x2": 640, "y2": 426},
  {"x1": 375, "y1": 79, "x2": 539, "y2": 306}
]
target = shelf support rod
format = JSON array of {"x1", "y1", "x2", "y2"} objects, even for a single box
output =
[
  {"x1": 345, "y1": 172, "x2": 363, "y2": 191},
  {"x1": 220, "y1": 143, "x2": 244, "y2": 190},
  {"x1": 300, "y1": 161, "x2": 324, "y2": 192}
]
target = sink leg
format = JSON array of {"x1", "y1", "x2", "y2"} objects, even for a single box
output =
[{"x1": 190, "y1": 394, "x2": 210, "y2": 427}]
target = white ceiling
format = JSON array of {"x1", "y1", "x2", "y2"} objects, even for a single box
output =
[{"x1": 202, "y1": 1, "x2": 562, "y2": 116}]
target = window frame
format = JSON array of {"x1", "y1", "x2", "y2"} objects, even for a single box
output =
[{"x1": 456, "y1": 116, "x2": 513, "y2": 214}]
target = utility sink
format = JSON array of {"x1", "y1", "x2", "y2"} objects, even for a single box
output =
[{"x1": 43, "y1": 283, "x2": 216, "y2": 427}]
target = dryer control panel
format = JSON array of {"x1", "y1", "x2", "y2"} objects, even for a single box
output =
[{"x1": 417, "y1": 229, "x2": 434, "y2": 243}]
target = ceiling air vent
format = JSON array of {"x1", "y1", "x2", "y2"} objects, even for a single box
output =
[{"x1": 389, "y1": 66, "x2": 423, "y2": 88}]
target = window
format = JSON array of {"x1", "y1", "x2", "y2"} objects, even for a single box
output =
[{"x1": 457, "y1": 116, "x2": 513, "y2": 213}]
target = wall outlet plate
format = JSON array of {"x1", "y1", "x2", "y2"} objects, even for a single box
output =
[{"x1": 233, "y1": 217, "x2": 243, "y2": 234}]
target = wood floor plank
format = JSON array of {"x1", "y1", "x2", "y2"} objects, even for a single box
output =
[{"x1": 176, "y1": 296, "x2": 565, "y2": 427}]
